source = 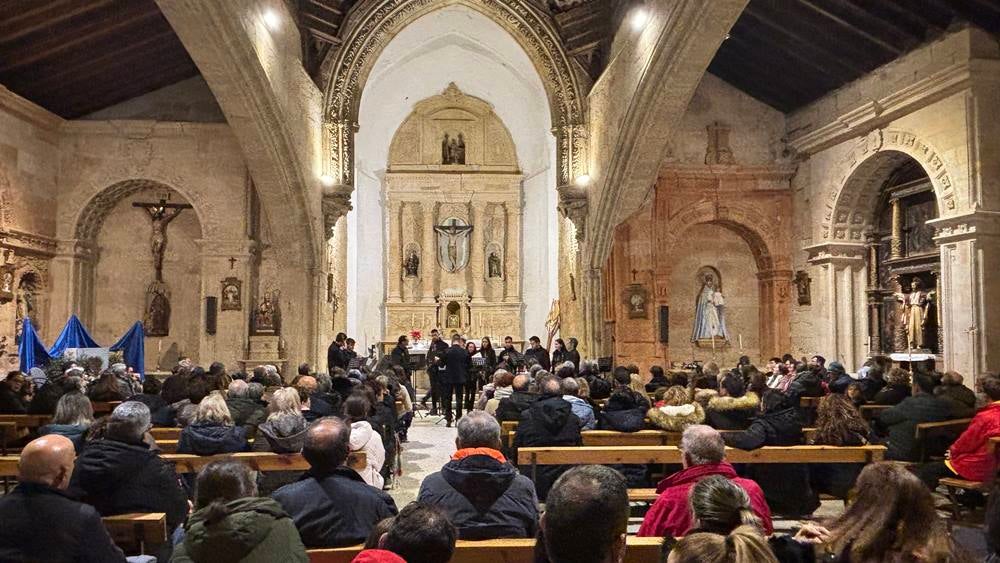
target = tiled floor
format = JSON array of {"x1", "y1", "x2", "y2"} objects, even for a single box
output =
[{"x1": 389, "y1": 411, "x2": 457, "y2": 508}]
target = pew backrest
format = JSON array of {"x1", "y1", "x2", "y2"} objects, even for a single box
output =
[{"x1": 102, "y1": 512, "x2": 167, "y2": 555}]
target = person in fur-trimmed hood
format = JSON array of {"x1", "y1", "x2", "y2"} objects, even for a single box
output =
[
  {"x1": 705, "y1": 371, "x2": 759, "y2": 430},
  {"x1": 648, "y1": 386, "x2": 705, "y2": 433}
]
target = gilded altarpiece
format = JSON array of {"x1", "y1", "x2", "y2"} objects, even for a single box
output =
[{"x1": 384, "y1": 84, "x2": 524, "y2": 341}]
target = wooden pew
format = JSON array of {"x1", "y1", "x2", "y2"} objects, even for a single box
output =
[
  {"x1": 915, "y1": 418, "x2": 972, "y2": 463},
  {"x1": 0, "y1": 451, "x2": 367, "y2": 478},
  {"x1": 0, "y1": 421, "x2": 17, "y2": 455},
  {"x1": 102, "y1": 513, "x2": 167, "y2": 555},
  {"x1": 939, "y1": 436, "x2": 1000, "y2": 516},
  {"x1": 0, "y1": 414, "x2": 51, "y2": 430},
  {"x1": 307, "y1": 537, "x2": 664, "y2": 563},
  {"x1": 155, "y1": 438, "x2": 256, "y2": 454},
  {"x1": 91, "y1": 401, "x2": 122, "y2": 415},
  {"x1": 506, "y1": 426, "x2": 817, "y2": 448},
  {"x1": 517, "y1": 445, "x2": 886, "y2": 482},
  {"x1": 149, "y1": 427, "x2": 182, "y2": 441},
  {"x1": 860, "y1": 404, "x2": 892, "y2": 420}
]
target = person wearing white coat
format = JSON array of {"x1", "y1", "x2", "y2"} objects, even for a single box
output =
[{"x1": 345, "y1": 394, "x2": 386, "y2": 489}]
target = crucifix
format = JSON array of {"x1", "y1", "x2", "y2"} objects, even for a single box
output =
[
  {"x1": 228, "y1": 257, "x2": 238, "y2": 270},
  {"x1": 434, "y1": 218, "x2": 473, "y2": 272},
  {"x1": 133, "y1": 197, "x2": 193, "y2": 282}
]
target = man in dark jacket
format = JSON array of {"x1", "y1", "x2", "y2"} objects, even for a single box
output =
[
  {"x1": 390, "y1": 335, "x2": 412, "y2": 380},
  {"x1": 495, "y1": 374, "x2": 539, "y2": 422},
  {"x1": 422, "y1": 329, "x2": 450, "y2": 415},
  {"x1": 418, "y1": 411, "x2": 538, "y2": 539},
  {"x1": 327, "y1": 332, "x2": 348, "y2": 375},
  {"x1": 877, "y1": 372, "x2": 957, "y2": 461},
  {"x1": 272, "y1": 417, "x2": 398, "y2": 547},
  {"x1": 226, "y1": 379, "x2": 267, "y2": 430},
  {"x1": 68, "y1": 401, "x2": 188, "y2": 532},
  {"x1": 441, "y1": 335, "x2": 470, "y2": 426},
  {"x1": 0, "y1": 435, "x2": 126, "y2": 562},
  {"x1": 511, "y1": 375, "x2": 581, "y2": 501},
  {"x1": 523, "y1": 336, "x2": 551, "y2": 371}
]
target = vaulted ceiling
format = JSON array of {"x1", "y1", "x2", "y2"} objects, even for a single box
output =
[{"x1": 0, "y1": 0, "x2": 199, "y2": 119}]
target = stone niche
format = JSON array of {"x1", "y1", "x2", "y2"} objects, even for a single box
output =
[{"x1": 384, "y1": 84, "x2": 523, "y2": 341}]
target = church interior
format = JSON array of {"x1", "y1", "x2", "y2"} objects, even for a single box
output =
[{"x1": 2, "y1": 0, "x2": 1000, "y2": 561}]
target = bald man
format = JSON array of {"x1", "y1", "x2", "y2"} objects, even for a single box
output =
[{"x1": 0, "y1": 435, "x2": 126, "y2": 562}]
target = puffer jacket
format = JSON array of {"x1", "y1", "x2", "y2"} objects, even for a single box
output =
[
  {"x1": 704, "y1": 393, "x2": 759, "y2": 430},
  {"x1": 39, "y1": 423, "x2": 89, "y2": 453},
  {"x1": 178, "y1": 422, "x2": 248, "y2": 456},
  {"x1": 647, "y1": 403, "x2": 705, "y2": 433},
  {"x1": 600, "y1": 390, "x2": 649, "y2": 432},
  {"x1": 170, "y1": 497, "x2": 307, "y2": 563},
  {"x1": 877, "y1": 393, "x2": 956, "y2": 461},
  {"x1": 252, "y1": 414, "x2": 309, "y2": 495},
  {"x1": 949, "y1": 402, "x2": 1000, "y2": 482},
  {"x1": 496, "y1": 391, "x2": 539, "y2": 422},
  {"x1": 511, "y1": 395, "x2": 581, "y2": 500},
  {"x1": 417, "y1": 448, "x2": 538, "y2": 540},
  {"x1": 350, "y1": 420, "x2": 386, "y2": 489}
]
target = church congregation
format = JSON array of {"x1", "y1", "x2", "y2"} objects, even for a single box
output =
[{"x1": 3, "y1": 0, "x2": 1000, "y2": 562}]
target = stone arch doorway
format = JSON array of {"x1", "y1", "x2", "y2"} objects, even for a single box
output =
[{"x1": 73, "y1": 179, "x2": 204, "y2": 369}]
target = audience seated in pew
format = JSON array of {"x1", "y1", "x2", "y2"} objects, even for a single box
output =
[
  {"x1": 808, "y1": 391, "x2": 870, "y2": 498},
  {"x1": 648, "y1": 386, "x2": 704, "y2": 433},
  {"x1": 29, "y1": 368, "x2": 82, "y2": 415},
  {"x1": 496, "y1": 374, "x2": 539, "y2": 422},
  {"x1": 876, "y1": 372, "x2": 958, "y2": 461},
  {"x1": 872, "y1": 368, "x2": 912, "y2": 405},
  {"x1": 38, "y1": 390, "x2": 94, "y2": 453},
  {"x1": 345, "y1": 394, "x2": 387, "y2": 489},
  {"x1": 637, "y1": 425, "x2": 772, "y2": 538},
  {"x1": 177, "y1": 391, "x2": 249, "y2": 456},
  {"x1": 225, "y1": 379, "x2": 267, "y2": 432},
  {"x1": 936, "y1": 371, "x2": 979, "y2": 414},
  {"x1": 418, "y1": 411, "x2": 538, "y2": 540},
  {"x1": 601, "y1": 368, "x2": 651, "y2": 432},
  {"x1": 87, "y1": 370, "x2": 127, "y2": 403},
  {"x1": 914, "y1": 373, "x2": 1000, "y2": 490},
  {"x1": 171, "y1": 459, "x2": 308, "y2": 563},
  {"x1": 580, "y1": 360, "x2": 613, "y2": 401},
  {"x1": 251, "y1": 387, "x2": 309, "y2": 495},
  {"x1": 704, "y1": 371, "x2": 759, "y2": 431},
  {"x1": 561, "y1": 377, "x2": 597, "y2": 430},
  {"x1": 645, "y1": 365, "x2": 671, "y2": 394},
  {"x1": 723, "y1": 389, "x2": 820, "y2": 517},
  {"x1": 133, "y1": 377, "x2": 174, "y2": 427},
  {"x1": 0, "y1": 435, "x2": 126, "y2": 562},
  {"x1": 0, "y1": 371, "x2": 30, "y2": 414},
  {"x1": 511, "y1": 375, "x2": 581, "y2": 501},
  {"x1": 271, "y1": 417, "x2": 398, "y2": 548},
  {"x1": 69, "y1": 401, "x2": 189, "y2": 533}
]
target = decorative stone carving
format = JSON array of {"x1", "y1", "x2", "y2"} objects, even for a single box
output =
[
  {"x1": 705, "y1": 121, "x2": 735, "y2": 165},
  {"x1": 793, "y1": 271, "x2": 811, "y2": 306},
  {"x1": 251, "y1": 290, "x2": 281, "y2": 336},
  {"x1": 322, "y1": 187, "x2": 353, "y2": 236},
  {"x1": 403, "y1": 244, "x2": 420, "y2": 277},
  {"x1": 557, "y1": 184, "x2": 588, "y2": 242}
]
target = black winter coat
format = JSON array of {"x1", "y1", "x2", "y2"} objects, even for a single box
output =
[
  {"x1": 876, "y1": 393, "x2": 956, "y2": 461},
  {"x1": 704, "y1": 393, "x2": 759, "y2": 430},
  {"x1": 28, "y1": 383, "x2": 65, "y2": 415},
  {"x1": 495, "y1": 391, "x2": 539, "y2": 422},
  {"x1": 253, "y1": 414, "x2": 309, "y2": 495},
  {"x1": 586, "y1": 375, "x2": 613, "y2": 400},
  {"x1": 177, "y1": 422, "x2": 249, "y2": 456},
  {"x1": 0, "y1": 386, "x2": 27, "y2": 414},
  {"x1": 443, "y1": 344, "x2": 470, "y2": 385},
  {"x1": 645, "y1": 375, "x2": 672, "y2": 393},
  {"x1": 724, "y1": 407, "x2": 819, "y2": 517},
  {"x1": 390, "y1": 345, "x2": 411, "y2": 377},
  {"x1": 272, "y1": 467, "x2": 398, "y2": 548},
  {"x1": 872, "y1": 384, "x2": 910, "y2": 405},
  {"x1": 327, "y1": 342, "x2": 347, "y2": 374},
  {"x1": 417, "y1": 453, "x2": 538, "y2": 540},
  {"x1": 512, "y1": 395, "x2": 581, "y2": 501},
  {"x1": 598, "y1": 390, "x2": 648, "y2": 433},
  {"x1": 0, "y1": 483, "x2": 126, "y2": 562},
  {"x1": 133, "y1": 393, "x2": 174, "y2": 426},
  {"x1": 523, "y1": 347, "x2": 550, "y2": 371},
  {"x1": 68, "y1": 438, "x2": 188, "y2": 530}
]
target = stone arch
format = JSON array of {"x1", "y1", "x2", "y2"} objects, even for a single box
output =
[
  {"x1": 74, "y1": 179, "x2": 205, "y2": 243},
  {"x1": 659, "y1": 202, "x2": 786, "y2": 274},
  {"x1": 824, "y1": 129, "x2": 957, "y2": 241},
  {"x1": 321, "y1": 0, "x2": 588, "y2": 188}
]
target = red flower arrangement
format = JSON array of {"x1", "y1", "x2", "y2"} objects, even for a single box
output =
[{"x1": 409, "y1": 330, "x2": 422, "y2": 341}]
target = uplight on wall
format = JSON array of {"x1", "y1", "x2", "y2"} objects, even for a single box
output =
[
  {"x1": 630, "y1": 6, "x2": 650, "y2": 31},
  {"x1": 574, "y1": 174, "x2": 591, "y2": 187},
  {"x1": 262, "y1": 8, "x2": 281, "y2": 31},
  {"x1": 320, "y1": 174, "x2": 336, "y2": 188}
]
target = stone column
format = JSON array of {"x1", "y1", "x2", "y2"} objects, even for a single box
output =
[
  {"x1": 580, "y1": 267, "x2": 604, "y2": 358},
  {"x1": 49, "y1": 239, "x2": 99, "y2": 335},
  {"x1": 386, "y1": 200, "x2": 402, "y2": 302},
  {"x1": 420, "y1": 201, "x2": 437, "y2": 304},
  {"x1": 890, "y1": 197, "x2": 904, "y2": 260},
  {"x1": 806, "y1": 243, "x2": 867, "y2": 370},
  {"x1": 470, "y1": 203, "x2": 485, "y2": 302},
  {"x1": 504, "y1": 203, "x2": 521, "y2": 305},
  {"x1": 756, "y1": 270, "x2": 793, "y2": 359},
  {"x1": 865, "y1": 236, "x2": 881, "y2": 353},
  {"x1": 930, "y1": 212, "x2": 1000, "y2": 376}
]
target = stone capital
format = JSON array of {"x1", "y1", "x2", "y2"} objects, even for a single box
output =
[
  {"x1": 557, "y1": 183, "x2": 588, "y2": 242},
  {"x1": 322, "y1": 185, "x2": 354, "y2": 236},
  {"x1": 55, "y1": 239, "x2": 99, "y2": 262},
  {"x1": 804, "y1": 242, "x2": 867, "y2": 266},
  {"x1": 929, "y1": 211, "x2": 1000, "y2": 243}
]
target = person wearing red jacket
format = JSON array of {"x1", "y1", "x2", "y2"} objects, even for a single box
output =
[
  {"x1": 637, "y1": 425, "x2": 772, "y2": 538},
  {"x1": 914, "y1": 373, "x2": 1000, "y2": 490}
]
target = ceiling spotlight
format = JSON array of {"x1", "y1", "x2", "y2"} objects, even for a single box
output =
[
  {"x1": 574, "y1": 174, "x2": 591, "y2": 187},
  {"x1": 630, "y1": 6, "x2": 650, "y2": 31},
  {"x1": 262, "y1": 9, "x2": 281, "y2": 31},
  {"x1": 320, "y1": 174, "x2": 336, "y2": 187}
]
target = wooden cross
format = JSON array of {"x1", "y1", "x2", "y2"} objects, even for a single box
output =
[
  {"x1": 228, "y1": 257, "x2": 237, "y2": 270},
  {"x1": 132, "y1": 197, "x2": 193, "y2": 282}
]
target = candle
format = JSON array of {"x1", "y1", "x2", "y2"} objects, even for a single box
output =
[{"x1": 739, "y1": 334, "x2": 743, "y2": 351}]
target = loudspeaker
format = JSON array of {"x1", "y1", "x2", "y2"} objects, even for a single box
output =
[
  {"x1": 659, "y1": 306, "x2": 669, "y2": 344},
  {"x1": 206, "y1": 297, "x2": 218, "y2": 335}
]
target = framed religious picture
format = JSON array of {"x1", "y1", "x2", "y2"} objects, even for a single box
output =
[
  {"x1": 220, "y1": 277, "x2": 242, "y2": 311},
  {"x1": 0, "y1": 264, "x2": 15, "y2": 302},
  {"x1": 623, "y1": 284, "x2": 649, "y2": 319}
]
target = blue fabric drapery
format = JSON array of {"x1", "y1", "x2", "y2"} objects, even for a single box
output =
[
  {"x1": 48, "y1": 314, "x2": 99, "y2": 357},
  {"x1": 110, "y1": 322, "x2": 145, "y2": 378},
  {"x1": 18, "y1": 318, "x2": 50, "y2": 373}
]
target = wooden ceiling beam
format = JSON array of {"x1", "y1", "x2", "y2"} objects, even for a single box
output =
[
  {"x1": 718, "y1": 36, "x2": 834, "y2": 99},
  {"x1": 812, "y1": 0, "x2": 921, "y2": 48},
  {"x1": 732, "y1": 12, "x2": 866, "y2": 77},
  {"x1": 708, "y1": 57, "x2": 802, "y2": 113},
  {"x1": 53, "y1": 62, "x2": 198, "y2": 118},
  {"x1": 795, "y1": 0, "x2": 903, "y2": 55},
  {"x1": 32, "y1": 43, "x2": 194, "y2": 99},
  {"x1": 0, "y1": 0, "x2": 117, "y2": 43}
]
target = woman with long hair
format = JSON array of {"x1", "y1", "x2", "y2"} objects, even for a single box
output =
[
  {"x1": 821, "y1": 462, "x2": 972, "y2": 562},
  {"x1": 551, "y1": 338, "x2": 568, "y2": 368},
  {"x1": 704, "y1": 371, "x2": 759, "y2": 430},
  {"x1": 39, "y1": 391, "x2": 94, "y2": 452},
  {"x1": 345, "y1": 393, "x2": 386, "y2": 489},
  {"x1": 172, "y1": 460, "x2": 307, "y2": 562},
  {"x1": 666, "y1": 526, "x2": 777, "y2": 563},
  {"x1": 86, "y1": 370, "x2": 125, "y2": 402},
  {"x1": 177, "y1": 391, "x2": 248, "y2": 456},
  {"x1": 253, "y1": 387, "x2": 308, "y2": 494},
  {"x1": 480, "y1": 336, "x2": 497, "y2": 374}
]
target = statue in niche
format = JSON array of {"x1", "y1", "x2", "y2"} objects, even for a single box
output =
[
  {"x1": 441, "y1": 132, "x2": 466, "y2": 164},
  {"x1": 404, "y1": 248, "x2": 420, "y2": 278},
  {"x1": 252, "y1": 292, "x2": 281, "y2": 335},
  {"x1": 896, "y1": 278, "x2": 934, "y2": 350},
  {"x1": 145, "y1": 284, "x2": 171, "y2": 337},
  {"x1": 692, "y1": 267, "x2": 729, "y2": 342},
  {"x1": 488, "y1": 251, "x2": 502, "y2": 278},
  {"x1": 15, "y1": 273, "x2": 38, "y2": 344}
]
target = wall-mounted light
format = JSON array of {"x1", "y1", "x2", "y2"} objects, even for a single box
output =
[
  {"x1": 262, "y1": 8, "x2": 281, "y2": 31},
  {"x1": 574, "y1": 174, "x2": 591, "y2": 187},
  {"x1": 630, "y1": 6, "x2": 650, "y2": 31},
  {"x1": 320, "y1": 174, "x2": 336, "y2": 188}
]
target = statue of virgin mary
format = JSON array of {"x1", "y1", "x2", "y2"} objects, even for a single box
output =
[{"x1": 692, "y1": 269, "x2": 729, "y2": 342}]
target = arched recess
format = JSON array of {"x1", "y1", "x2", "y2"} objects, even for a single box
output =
[
  {"x1": 72, "y1": 180, "x2": 204, "y2": 368},
  {"x1": 320, "y1": 0, "x2": 588, "y2": 195}
]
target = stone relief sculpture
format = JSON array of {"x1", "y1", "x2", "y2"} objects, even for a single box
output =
[
  {"x1": 692, "y1": 266, "x2": 729, "y2": 342},
  {"x1": 441, "y1": 132, "x2": 466, "y2": 164}
]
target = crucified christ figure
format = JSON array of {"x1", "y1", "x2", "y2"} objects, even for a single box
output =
[{"x1": 133, "y1": 198, "x2": 192, "y2": 282}]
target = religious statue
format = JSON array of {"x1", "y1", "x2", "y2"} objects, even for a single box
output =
[
  {"x1": 403, "y1": 249, "x2": 420, "y2": 277},
  {"x1": 896, "y1": 278, "x2": 934, "y2": 350},
  {"x1": 220, "y1": 277, "x2": 242, "y2": 311},
  {"x1": 692, "y1": 268, "x2": 729, "y2": 342},
  {"x1": 488, "y1": 251, "x2": 502, "y2": 278},
  {"x1": 441, "y1": 132, "x2": 467, "y2": 164},
  {"x1": 133, "y1": 198, "x2": 191, "y2": 282},
  {"x1": 435, "y1": 218, "x2": 473, "y2": 272},
  {"x1": 455, "y1": 133, "x2": 466, "y2": 164},
  {"x1": 251, "y1": 290, "x2": 282, "y2": 335},
  {"x1": 441, "y1": 133, "x2": 451, "y2": 164},
  {"x1": 145, "y1": 284, "x2": 171, "y2": 337}
]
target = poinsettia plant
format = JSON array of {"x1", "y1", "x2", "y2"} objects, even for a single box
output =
[{"x1": 409, "y1": 330, "x2": 422, "y2": 342}]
